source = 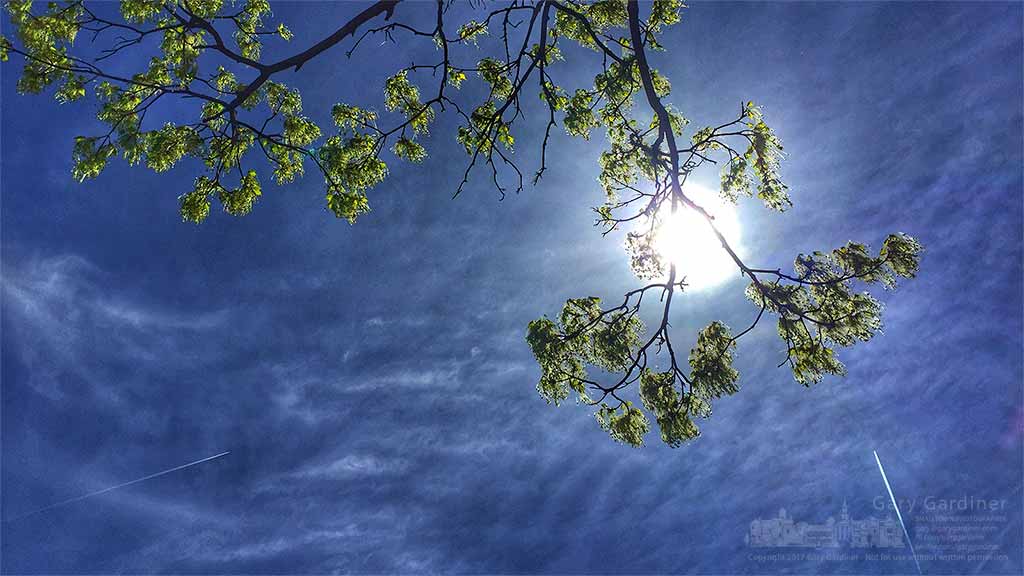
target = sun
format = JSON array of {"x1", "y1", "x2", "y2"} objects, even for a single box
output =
[{"x1": 653, "y1": 183, "x2": 743, "y2": 292}]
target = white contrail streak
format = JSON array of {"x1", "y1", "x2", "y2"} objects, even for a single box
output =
[
  {"x1": 4, "y1": 451, "x2": 230, "y2": 522},
  {"x1": 874, "y1": 450, "x2": 922, "y2": 575}
]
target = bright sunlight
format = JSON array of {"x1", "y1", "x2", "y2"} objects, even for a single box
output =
[{"x1": 653, "y1": 183, "x2": 744, "y2": 291}]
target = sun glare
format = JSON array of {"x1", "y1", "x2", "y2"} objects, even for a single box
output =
[{"x1": 653, "y1": 183, "x2": 743, "y2": 292}]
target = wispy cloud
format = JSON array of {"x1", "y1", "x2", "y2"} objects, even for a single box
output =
[
  {"x1": 2, "y1": 254, "x2": 230, "y2": 402},
  {"x1": 2, "y1": 2, "x2": 1021, "y2": 573}
]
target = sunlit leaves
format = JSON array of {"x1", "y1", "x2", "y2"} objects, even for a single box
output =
[
  {"x1": 745, "y1": 280, "x2": 845, "y2": 386},
  {"x1": 189, "y1": 0, "x2": 227, "y2": 19},
  {"x1": 277, "y1": 23, "x2": 293, "y2": 41},
  {"x1": 457, "y1": 101, "x2": 514, "y2": 155},
  {"x1": 527, "y1": 297, "x2": 645, "y2": 407},
  {"x1": 0, "y1": 0, "x2": 925, "y2": 452},
  {"x1": 536, "y1": 301, "x2": 736, "y2": 458},
  {"x1": 539, "y1": 80, "x2": 569, "y2": 113},
  {"x1": 324, "y1": 191, "x2": 368, "y2": 223},
  {"x1": 7, "y1": 0, "x2": 80, "y2": 50},
  {"x1": 318, "y1": 104, "x2": 390, "y2": 220},
  {"x1": 476, "y1": 57, "x2": 514, "y2": 100},
  {"x1": 392, "y1": 137, "x2": 427, "y2": 163},
  {"x1": 745, "y1": 235, "x2": 922, "y2": 385},
  {"x1": 266, "y1": 141, "x2": 305, "y2": 184},
  {"x1": 457, "y1": 20, "x2": 488, "y2": 43},
  {"x1": 552, "y1": 0, "x2": 633, "y2": 52},
  {"x1": 648, "y1": 68, "x2": 672, "y2": 97},
  {"x1": 593, "y1": 60, "x2": 637, "y2": 117},
  {"x1": 71, "y1": 137, "x2": 116, "y2": 182},
  {"x1": 384, "y1": 71, "x2": 433, "y2": 134},
  {"x1": 710, "y1": 103, "x2": 792, "y2": 210},
  {"x1": 744, "y1": 103, "x2": 791, "y2": 211},
  {"x1": 0, "y1": 0, "x2": 689, "y2": 233},
  {"x1": 179, "y1": 178, "x2": 214, "y2": 224},
  {"x1": 55, "y1": 74, "x2": 86, "y2": 103},
  {"x1": 655, "y1": 105, "x2": 688, "y2": 136},
  {"x1": 639, "y1": 369, "x2": 700, "y2": 447},
  {"x1": 121, "y1": 0, "x2": 165, "y2": 24},
  {"x1": 691, "y1": 126, "x2": 720, "y2": 152},
  {"x1": 179, "y1": 170, "x2": 262, "y2": 223},
  {"x1": 527, "y1": 295, "x2": 664, "y2": 446},
  {"x1": 235, "y1": 0, "x2": 271, "y2": 60},
  {"x1": 447, "y1": 68, "x2": 467, "y2": 89},
  {"x1": 879, "y1": 233, "x2": 923, "y2": 288},
  {"x1": 564, "y1": 89, "x2": 601, "y2": 139},
  {"x1": 208, "y1": 129, "x2": 256, "y2": 170},
  {"x1": 596, "y1": 112, "x2": 653, "y2": 196},
  {"x1": 90, "y1": 60, "x2": 175, "y2": 169},
  {"x1": 585, "y1": 0, "x2": 629, "y2": 30},
  {"x1": 784, "y1": 319, "x2": 848, "y2": 385},
  {"x1": 282, "y1": 115, "x2": 321, "y2": 147},
  {"x1": 211, "y1": 67, "x2": 238, "y2": 94},
  {"x1": 689, "y1": 321, "x2": 739, "y2": 399},
  {"x1": 17, "y1": 0, "x2": 397, "y2": 226},
  {"x1": 559, "y1": 297, "x2": 643, "y2": 373},
  {"x1": 648, "y1": 0, "x2": 684, "y2": 32},
  {"x1": 526, "y1": 316, "x2": 587, "y2": 405},
  {"x1": 720, "y1": 154, "x2": 752, "y2": 203},
  {"x1": 145, "y1": 124, "x2": 202, "y2": 172},
  {"x1": 331, "y1": 103, "x2": 377, "y2": 130},
  {"x1": 160, "y1": 25, "x2": 206, "y2": 85},
  {"x1": 528, "y1": 42, "x2": 563, "y2": 65},
  {"x1": 6, "y1": 0, "x2": 83, "y2": 98},
  {"x1": 266, "y1": 81, "x2": 303, "y2": 115},
  {"x1": 320, "y1": 133, "x2": 387, "y2": 222},
  {"x1": 626, "y1": 229, "x2": 665, "y2": 280},
  {"x1": 595, "y1": 402, "x2": 649, "y2": 447},
  {"x1": 806, "y1": 236, "x2": 922, "y2": 291},
  {"x1": 219, "y1": 170, "x2": 262, "y2": 216}
]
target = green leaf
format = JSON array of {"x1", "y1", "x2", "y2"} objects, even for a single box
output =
[
  {"x1": 384, "y1": 71, "x2": 433, "y2": 133},
  {"x1": 638, "y1": 369, "x2": 701, "y2": 447},
  {"x1": 476, "y1": 58, "x2": 513, "y2": 99},
  {"x1": 626, "y1": 229, "x2": 665, "y2": 280},
  {"x1": 595, "y1": 402, "x2": 649, "y2": 447},
  {"x1": 564, "y1": 90, "x2": 600, "y2": 139},
  {"x1": 689, "y1": 321, "x2": 740, "y2": 400},
  {"x1": 392, "y1": 137, "x2": 427, "y2": 163},
  {"x1": 277, "y1": 23, "x2": 293, "y2": 41},
  {"x1": 71, "y1": 137, "x2": 116, "y2": 182},
  {"x1": 179, "y1": 176, "x2": 217, "y2": 224},
  {"x1": 218, "y1": 170, "x2": 262, "y2": 216},
  {"x1": 457, "y1": 20, "x2": 488, "y2": 43},
  {"x1": 144, "y1": 124, "x2": 202, "y2": 173}
]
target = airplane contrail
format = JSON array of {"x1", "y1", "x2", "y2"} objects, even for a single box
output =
[
  {"x1": 3, "y1": 451, "x2": 230, "y2": 522},
  {"x1": 874, "y1": 450, "x2": 922, "y2": 575}
]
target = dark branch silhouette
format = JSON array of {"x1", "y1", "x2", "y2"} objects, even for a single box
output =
[{"x1": 0, "y1": 0, "x2": 922, "y2": 447}]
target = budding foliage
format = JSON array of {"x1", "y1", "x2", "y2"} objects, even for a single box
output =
[
  {"x1": 523, "y1": 0, "x2": 921, "y2": 448},
  {"x1": 2, "y1": 0, "x2": 922, "y2": 448},
  {"x1": 745, "y1": 234, "x2": 923, "y2": 385}
]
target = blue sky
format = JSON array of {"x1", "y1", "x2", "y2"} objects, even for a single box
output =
[{"x1": 1, "y1": 1, "x2": 1021, "y2": 573}]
